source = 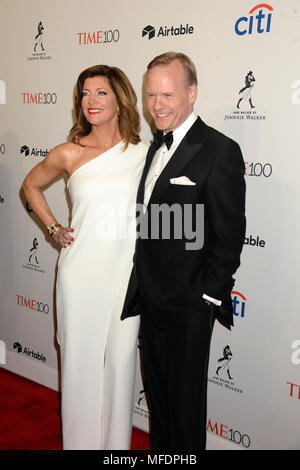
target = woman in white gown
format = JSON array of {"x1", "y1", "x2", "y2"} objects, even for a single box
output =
[{"x1": 23, "y1": 65, "x2": 147, "y2": 449}]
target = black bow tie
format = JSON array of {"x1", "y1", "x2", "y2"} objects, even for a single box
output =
[{"x1": 154, "y1": 130, "x2": 173, "y2": 150}]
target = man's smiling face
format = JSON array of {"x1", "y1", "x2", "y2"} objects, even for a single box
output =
[{"x1": 146, "y1": 59, "x2": 197, "y2": 132}]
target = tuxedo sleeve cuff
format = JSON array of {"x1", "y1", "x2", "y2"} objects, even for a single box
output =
[{"x1": 203, "y1": 294, "x2": 222, "y2": 306}]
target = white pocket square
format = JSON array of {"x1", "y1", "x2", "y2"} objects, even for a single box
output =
[{"x1": 170, "y1": 176, "x2": 196, "y2": 186}]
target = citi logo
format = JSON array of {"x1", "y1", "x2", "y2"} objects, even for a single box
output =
[
  {"x1": 0, "y1": 80, "x2": 6, "y2": 104},
  {"x1": 235, "y1": 4, "x2": 273, "y2": 36},
  {"x1": 13, "y1": 341, "x2": 46, "y2": 363},
  {"x1": 231, "y1": 291, "x2": 247, "y2": 318},
  {"x1": 142, "y1": 23, "x2": 194, "y2": 40},
  {"x1": 20, "y1": 145, "x2": 50, "y2": 158}
]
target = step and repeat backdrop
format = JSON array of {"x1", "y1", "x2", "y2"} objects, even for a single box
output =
[{"x1": 0, "y1": 0, "x2": 300, "y2": 450}]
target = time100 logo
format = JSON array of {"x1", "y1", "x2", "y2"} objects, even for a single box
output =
[
  {"x1": 244, "y1": 161, "x2": 272, "y2": 178},
  {"x1": 22, "y1": 92, "x2": 57, "y2": 104}
]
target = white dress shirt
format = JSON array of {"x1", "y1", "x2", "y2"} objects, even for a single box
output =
[
  {"x1": 144, "y1": 112, "x2": 197, "y2": 207},
  {"x1": 144, "y1": 112, "x2": 221, "y2": 306}
]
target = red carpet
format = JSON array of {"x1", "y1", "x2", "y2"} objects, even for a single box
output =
[{"x1": 0, "y1": 367, "x2": 150, "y2": 450}]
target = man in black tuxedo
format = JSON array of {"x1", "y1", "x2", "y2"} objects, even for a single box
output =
[{"x1": 121, "y1": 52, "x2": 246, "y2": 449}]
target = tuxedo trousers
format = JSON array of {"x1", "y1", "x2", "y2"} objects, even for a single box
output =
[{"x1": 140, "y1": 301, "x2": 215, "y2": 450}]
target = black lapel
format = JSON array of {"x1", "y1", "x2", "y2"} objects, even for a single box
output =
[
  {"x1": 136, "y1": 140, "x2": 158, "y2": 205},
  {"x1": 148, "y1": 117, "x2": 206, "y2": 206}
]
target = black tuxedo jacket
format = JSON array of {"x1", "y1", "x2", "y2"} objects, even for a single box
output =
[{"x1": 121, "y1": 117, "x2": 246, "y2": 328}]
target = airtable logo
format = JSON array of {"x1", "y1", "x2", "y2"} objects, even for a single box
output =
[
  {"x1": 13, "y1": 341, "x2": 47, "y2": 363},
  {"x1": 21, "y1": 145, "x2": 30, "y2": 156},
  {"x1": 142, "y1": 25, "x2": 155, "y2": 40},
  {"x1": 142, "y1": 23, "x2": 194, "y2": 40},
  {"x1": 20, "y1": 145, "x2": 50, "y2": 158},
  {"x1": 235, "y1": 4, "x2": 274, "y2": 36}
]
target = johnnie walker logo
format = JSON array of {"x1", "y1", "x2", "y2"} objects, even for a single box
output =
[
  {"x1": 22, "y1": 237, "x2": 45, "y2": 274},
  {"x1": 27, "y1": 22, "x2": 52, "y2": 62},
  {"x1": 224, "y1": 70, "x2": 266, "y2": 121},
  {"x1": 208, "y1": 345, "x2": 244, "y2": 395},
  {"x1": 134, "y1": 388, "x2": 149, "y2": 420}
]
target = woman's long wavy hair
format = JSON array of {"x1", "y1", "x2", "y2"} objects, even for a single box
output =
[{"x1": 69, "y1": 65, "x2": 140, "y2": 150}]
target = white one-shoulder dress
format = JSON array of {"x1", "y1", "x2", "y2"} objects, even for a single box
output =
[{"x1": 56, "y1": 140, "x2": 147, "y2": 450}]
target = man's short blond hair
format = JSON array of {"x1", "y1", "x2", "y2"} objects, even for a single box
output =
[{"x1": 147, "y1": 52, "x2": 198, "y2": 86}]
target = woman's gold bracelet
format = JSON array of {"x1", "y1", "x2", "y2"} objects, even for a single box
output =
[{"x1": 47, "y1": 223, "x2": 62, "y2": 236}]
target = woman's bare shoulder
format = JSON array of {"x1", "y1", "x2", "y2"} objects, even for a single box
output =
[
  {"x1": 51, "y1": 141, "x2": 82, "y2": 159},
  {"x1": 45, "y1": 141, "x2": 83, "y2": 172}
]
